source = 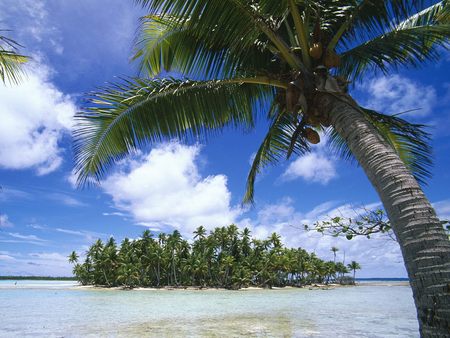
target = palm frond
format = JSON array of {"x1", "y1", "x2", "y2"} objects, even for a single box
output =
[
  {"x1": 243, "y1": 111, "x2": 309, "y2": 205},
  {"x1": 0, "y1": 32, "x2": 28, "y2": 84},
  {"x1": 327, "y1": 1, "x2": 428, "y2": 48},
  {"x1": 132, "y1": 15, "x2": 283, "y2": 79},
  {"x1": 134, "y1": 0, "x2": 302, "y2": 70},
  {"x1": 0, "y1": 50, "x2": 27, "y2": 84},
  {"x1": 339, "y1": 1, "x2": 449, "y2": 81},
  {"x1": 328, "y1": 108, "x2": 433, "y2": 185},
  {"x1": 73, "y1": 77, "x2": 275, "y2": 186}
]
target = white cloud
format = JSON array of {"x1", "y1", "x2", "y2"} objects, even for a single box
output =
[
  {"x1": 25, "y1": 223, "x2": 106, "y2": 242},
  {"x1": 0, "y1": 254, "x2": 15, "y2": 261},
  {"x1": 0, "y1": 214, "x2": 14, "y2": 228},
  {"x1": 363, "y1": 75, "x2": 436, "y2": 117},
  {"x1": 0, "y1": 61, "x2": 77, "y2": 174},
  {"x1": 29, "y1": 252, "x2": 68, "y2": 261},
  {"x1": 27, "y1": 224, "x2": 47, "y2": 230},
  {"x1": 54, "y1": 228, "x2": 105, "y2": 242},
  {"x1": 282, "y1": 152, "x2": 337, "y2": 184},
  {"x1": 66, "y1": 170, "x2": 79, "y2": 189},
  {"x1": 47, "y1": 193, "x2": 86, "y2": 207},
  {"x1": 102, "y1": 143, "x2": 241, "y2": 236},
  {"x1": 7, "y1": 232, "x2": 47, "y2": 242},
  {"x1": 256, "y1": 197, "x2": 296, "y2": 224},
  {"x1": 0, "y1": 187, "x2": 31, "y2": 201},
  {"x1": 103, "y1": 212, "x2": 127, "y2": 217}
]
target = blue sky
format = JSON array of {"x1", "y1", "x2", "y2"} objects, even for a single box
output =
[{"x1": 0, "y1": 0, "x2": 449, "y2": 278}]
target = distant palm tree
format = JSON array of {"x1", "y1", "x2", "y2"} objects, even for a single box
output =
[
  {"x1": 68, "y1": 251, "x2": 78, "y2": 264},
  {"x1": 0, "y1": 31, "x2": 27, "y2": 85},
  {"x1": 347, "y1": 261, "x2": 361, "y2": 280},
  {"x1": 330, "y1": 246, "x2": 339, "y2": 263},
  {"x1": 193, "y1": 225, "x2": 207, "y2": 240}
]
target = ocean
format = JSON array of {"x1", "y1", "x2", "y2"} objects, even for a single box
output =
[{"x1": 0, "y1": 280, "x2": 418, "y2": 337}]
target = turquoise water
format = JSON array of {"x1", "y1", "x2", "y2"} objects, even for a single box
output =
[{"x1": 0, "y1": 280, "x2": 418, "y2": 337}]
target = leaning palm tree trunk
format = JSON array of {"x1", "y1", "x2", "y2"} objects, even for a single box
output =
[{"x1": 318, "y1": 93, "x2": 450, "y2": 336}]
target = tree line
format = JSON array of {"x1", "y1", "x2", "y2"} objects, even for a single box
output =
[{"x1": 68, "y1": 225, "x2": 360, "y2": 289}]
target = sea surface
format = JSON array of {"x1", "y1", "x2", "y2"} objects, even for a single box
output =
[{"x1": 0, "y1": 279, "x2": 418, "y2": 337}]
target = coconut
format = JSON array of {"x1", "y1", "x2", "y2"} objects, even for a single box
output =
[
  {"x1": 324, "y1": 50, "x2": 341, "y2": 68},
  {"x1": 305, "y1": 128, "x2": 320, "y2": 144},
  {"x1": 309, "y1": 42, "x2": 323, "y2": 59}
]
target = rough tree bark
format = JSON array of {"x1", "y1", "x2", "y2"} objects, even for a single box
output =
[{"x1": 317, "y1": 93, "x2": 450, "y2": 337}]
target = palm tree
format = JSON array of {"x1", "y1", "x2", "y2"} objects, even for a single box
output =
[
  {"x1": 68, "y1": 251, "x2": 79, "y2": 264},
  {"x1": 193, "y1": 225, "x2": 207, "y2": 240},
  {"x1": 347, "y1": 261, "x2": 361, "y2": 281},
  {"x1": 73, "y1": 1, "x2": 450, "y2": 334},
  {"x1": 0, "y1": 31, "x2": 27, "y2": 85},
  {"x1": 330, "y1": 246, "x2": 339, "y2": 263},
  {"x1": 167, "y1": 230, "x2": 182, "y2": 285},
  {"x1": 334, "y1": 262, "x2": 348, "y2": 283}
]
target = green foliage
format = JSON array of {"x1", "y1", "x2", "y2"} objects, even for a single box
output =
[
  {"x1": 338, "y1": 1, "x2": 450, "y2": 81},
  {"x1": 74, "y1": 77, "x2": 274, "y2": 186},
  {"x1": 73, "y1": 0, "x2": 448, "y2": 203},
  {"x1": 303, "y1": 209, "x2": 393, "y2": 240},
  {"x1": 304, "y1": 208, "x2": 450, "y2": 241},
  {"x1": 69, "y1": 225, "x2": 361, "y2": 289},
  {"x1": 0, "y1": 31, "x2": 28, "y2": 85},
  {"x1": 347, "y1": 260, "x2": 362, "y2": 280}
]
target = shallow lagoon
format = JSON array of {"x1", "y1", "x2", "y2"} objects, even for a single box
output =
[{"x1": 0, "y1": 280, "x2": 418, "y2": 337}]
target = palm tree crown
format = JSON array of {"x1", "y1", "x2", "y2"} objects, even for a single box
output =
[
  {"x1": 347, "y1": 260, "x2": 361, "y2": 279},
  {"x1": 74, "y1": 1, "x2": 447, "y2": 197}
]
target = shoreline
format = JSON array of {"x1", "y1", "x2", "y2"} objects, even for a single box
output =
[
  {"x1": 75, "y1": 284, "x2": 341, "y2": 291},
  {"x1": 73, "y1": 281, "x2": 409, "y2": 291},
  {"x1": 0, "y1": 279, "x2": 410, "y2": 291}
]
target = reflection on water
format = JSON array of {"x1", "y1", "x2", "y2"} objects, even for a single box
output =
[{"x1": 0, "y1": 281, "x2": 418, "y2": 337}]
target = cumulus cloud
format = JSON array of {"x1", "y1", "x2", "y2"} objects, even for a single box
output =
[
  {"x1": 282, "y1": 152, "x2": 337, "y2": 184},
  {"x1": 280, "y1": 132, "x2": 337, "y2": 184},
  {"x1": 102, "y1": 143, "x2": 241, "y2": 236},
  {"x1": 363, "y1": 75, "x2": 436, "y2": 117},
  {"x1": 0, "y1": 61, "x2": 77, "y2": 174}
]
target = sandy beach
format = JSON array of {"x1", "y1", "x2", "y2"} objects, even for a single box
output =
[{"x1": 70, "y1": 281, "x2": 409, "y2": 292}]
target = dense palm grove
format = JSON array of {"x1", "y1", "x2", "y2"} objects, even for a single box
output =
[{"x1": 69, "y1": 225, "x2": 359, "y2": 289}]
